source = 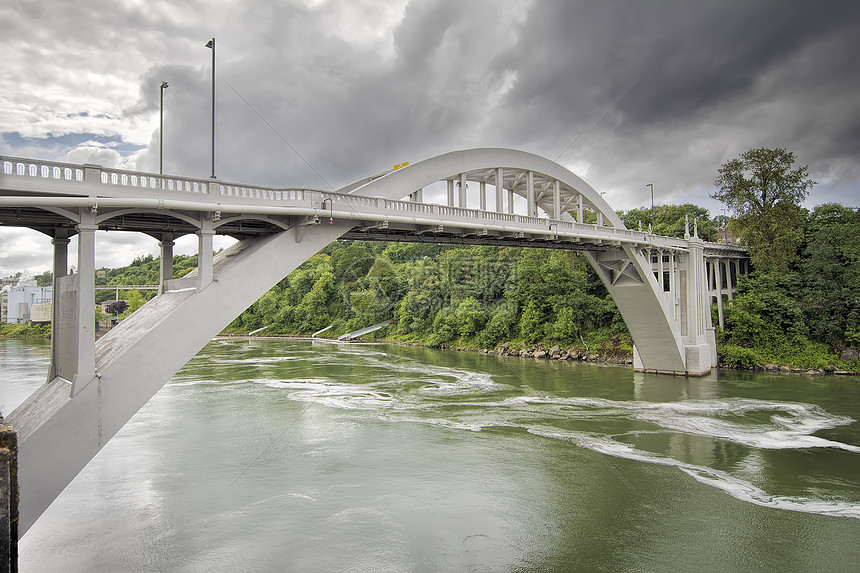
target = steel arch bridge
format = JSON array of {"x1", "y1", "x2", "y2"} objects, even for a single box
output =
[{"x1": 0, "y1": 148, "x2": 746, "y2": 535}]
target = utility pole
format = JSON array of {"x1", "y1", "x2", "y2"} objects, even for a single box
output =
[
  {"x1": 159, "y1": 81, "x2": 169, "y2": 179},
  {"x1": 646, "y1": 183, "x2": 654, "y2": 232},
  {"x1": 205, "y1": 37, "x2": 216, "y2": 179}
]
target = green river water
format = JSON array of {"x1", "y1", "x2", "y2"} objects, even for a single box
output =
[{"x1": 2, "y1": 338, "x2": 860, "y2": 572}]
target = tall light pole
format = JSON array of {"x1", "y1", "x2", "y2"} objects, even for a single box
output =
[
  {"x1": 205, "y1": 37, "x2": 216, "y2": 179},
  {"x1": 646, "y1": 183, "x2": 654, "y2": 232},
  {"x1": 159, "y1": 81, "x2": 168, "y2": 178}
]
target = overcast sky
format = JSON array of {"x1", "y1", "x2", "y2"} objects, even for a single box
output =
[{"x1": 2, "y1": 0, "x2": 859, "y2": 277}]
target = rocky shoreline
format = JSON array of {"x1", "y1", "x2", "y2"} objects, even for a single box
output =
[
  {"x1": 430, "y1": 341, "x2": 859, "y2": 376},
  {"x1": 447, "y1": 341, "x2": 633, "y2": 365}
]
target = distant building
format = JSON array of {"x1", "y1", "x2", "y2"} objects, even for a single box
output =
[
  {"x1": 0, "y1": 286, "x2": 8, "y2": 323},
  {"x1": 0, "y1": 275, "x2": 19, "y2": 288},
  {"x1": 6, "y1": 285, "x2": 53, "y2": 324}
]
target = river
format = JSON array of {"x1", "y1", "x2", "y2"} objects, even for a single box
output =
[{"x1": 2, "y1": 338, "x2": 860, "y2": 572}]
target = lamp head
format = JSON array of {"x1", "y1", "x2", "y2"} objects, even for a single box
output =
[
  {"x1": 205, "y1": 38, "x2": 214, "y2": 49},
  {"x1": 161, "y1": 81, "x2": 169, "y2": 89}
]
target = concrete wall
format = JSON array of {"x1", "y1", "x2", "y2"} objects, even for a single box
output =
[{"x1": 0, "y1": 417, "x2": 17, "y2": 572}]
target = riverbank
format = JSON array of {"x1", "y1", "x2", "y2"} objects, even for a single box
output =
[
  {"x1": 217, "y1": 332, "x2": 860, "y2": 376},
  {"x1": 3, "y1": 324, "x2": 855, "y2": 375},
  {"x1": 0, "y1": 324, "x2": 50, "y2": 339}
]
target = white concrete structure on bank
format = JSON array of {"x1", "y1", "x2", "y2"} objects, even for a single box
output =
[
  {"x1": 5, "y1": 284, "x2": 52, "y2": 324},
  {"x1": 0, "y1": 149, "x2": 746, "y2": 535}
]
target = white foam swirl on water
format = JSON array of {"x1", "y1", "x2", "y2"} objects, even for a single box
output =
[
  {"x1": 525, "y1": 426, "x2": 860, "y2": 519},
  {"x1": 224, "y1": 350, "x2": 860, "y2": 519}
]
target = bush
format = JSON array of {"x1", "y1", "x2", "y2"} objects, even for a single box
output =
[
  {"x1": 479, "y1": 307, "x2": 516, "y2": 348},
  {"x1": 720, "y1": 345, "x2": 764, "y2": 368}
]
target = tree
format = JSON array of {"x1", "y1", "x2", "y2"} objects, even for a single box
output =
[
  {"x1": 105, "y1": 300, "x2": 128, "y2": 315},
  {"x1": 34, "y1": 270, "x2": 53, "y2": 287},
  {"x1": 800, "y1": 204, "x2": 860, "y2": 348},
  {"x1": 712, "y1": 147, "x2": 815, "y2": 274}
]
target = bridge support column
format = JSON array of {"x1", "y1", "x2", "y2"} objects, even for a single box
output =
[
  {"x1": 577, "y1": 194, "x2": 583, "y2": 223},
  {"x1": 553, "y1": 180, "x2": 561, "y2": 219},
  {"x1": 158, "y1": 235, "x2": 175, "y2": 295},
  {"x1": 447, "y1": 179, "x2": 454, "y2": 207},
  {"x1": 479, "y1": 181, "x2": 487, "y2": 210},
  {"x1": 727, "y1": 259, "x2": 735, "y2": 301},
  {"x1": 196, "y1": 219, "x2": 214, "y2": 291},
  {"x1": 682, "y1": 232, "x2": 712, "y2": 375},
  {"x1": 669, "y1": 251, "x2": 677, "y2": 319},
  {"x1": 48, "y1": 232, "x2": 71, "y2": 382},
  {"x1": 507, "y1": 187, "x2": 514, "y2": 214},
  {"x1": 70, "y1": 212, "x2": 97, "y2": 396},
  {"x1": 715, "y1": 258, "x2": 724, "y2": 329}
]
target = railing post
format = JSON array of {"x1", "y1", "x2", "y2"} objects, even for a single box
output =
[
  {"x1": 83, "y1": 164, "x2": 101, "y2": 184},
  {"x1": 526, "y1": 171, "x2": 535, "y2": 217}
]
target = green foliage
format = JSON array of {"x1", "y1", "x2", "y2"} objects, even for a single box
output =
[
  {"x1": 618, "y1": 204, "x2": 716, "y2": 241},
  {"x1": 800, "y1": 204, "x2": 860, "y2": 348},
  {"x1": 454, "y1": 297, "x2": 487, "y2": 338},
  {"x1": 0, "y1": 323, "x2": 51, "y2": 338},
  {"x1": 479, "y1": 306, "x2": 517, "y2": 348},
  {"x1": 712, "y1": 147, "x2": 815, "y2": 273},
  {"x1": 518, "y1": 301, "x2": 544, "y2": 344},
  {"x1": 721, "y1": 274, "x2": 807, "y2": 350},
  {"x1": 719, "y1": 345, "x2": 764, "y2": 369},
  {"x1": 119, "y1": 289, "x2": 148, "y2": 319},
  {"x1": 34, "y1": 270, "x2": 53, "y2": 287}
]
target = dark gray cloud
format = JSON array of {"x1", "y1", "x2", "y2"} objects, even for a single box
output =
[{"x1": 3, "y1": 0, "x2": 860, "y2": 276}]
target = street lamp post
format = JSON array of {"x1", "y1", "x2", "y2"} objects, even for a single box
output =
[
  {"x1": 646, "y1": 183, "x2": 654, "y2": 232},
  {"x1": 159, "y1": 81, "x2": 168, "y2": 179},
  {"x1": 205, "y1": 37, "x2": 216, "y2": 179}
]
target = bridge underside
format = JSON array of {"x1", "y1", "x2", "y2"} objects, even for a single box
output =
[{"x1": 0, "y1": 203, "x2": 287, "y2": 240}]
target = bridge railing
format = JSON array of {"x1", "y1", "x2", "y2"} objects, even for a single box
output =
[
  {"x1": 2, "y1": 155, "x2": 748, "y2": 255},
  {"x1": 3, "y1": 157, "x2": 85, "y2": 182},
  {"x1": 0, "y1": 156, "x2": 315, "y2": 201}
]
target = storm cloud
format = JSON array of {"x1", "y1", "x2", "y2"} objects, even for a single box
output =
[{"x1": 2, "y1": 0, "x2": 859, "y2": 276}]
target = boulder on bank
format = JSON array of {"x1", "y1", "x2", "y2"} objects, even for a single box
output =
[
  {"x1": 534, "y1": 350, "x2": 548, "y2": 359},
  {"x1": 841, "y1": 348, "x2": 859, "y2": 361}
]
